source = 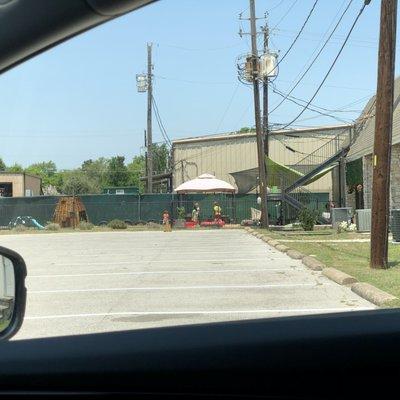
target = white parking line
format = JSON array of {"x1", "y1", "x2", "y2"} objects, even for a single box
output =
[
  {"x1": 48, "y1": 251, "x2": 273, "y2": 259},
  {"x1": 30, "y1": 283, "x2": 322, "y2": 294},
  {"x1": 53, "y1": 257, "x2": 288, "y2": 266},
  {"x1": 25, "y1": 307, "x2": 374, "y2": 320},
  {"x1": 28, "y1": 268, "x2": 296, "y2": 279}
]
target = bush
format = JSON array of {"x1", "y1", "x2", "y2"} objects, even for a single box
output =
[
  {"x1": 337, "y1": 221, "x2": 357, "y2": 233},
  {"x1": 78, "y1": 221, "x2": 94, "y2": 230},
  {"x1": 12, "y1": 224, "x2": 28, "y2": 232},
  {"x1": 147, "y1": 221, "x2": 161, "y2": 229},
  {"x1": 298, "y1": 208, "x2": 318, "y2": 231},
  {"x1": 45, "y1": 223, "x2": 61, "y2": 231},
  {"x1": 107, "y1": 219, "x2": 127, "y2": 229},
  {"x1": 176, "y1": 206, "x2": 186, "y2": 219}
]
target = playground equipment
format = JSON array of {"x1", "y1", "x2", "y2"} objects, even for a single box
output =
[
  {"x1": 8, "y1": 216, "x2": 45, "y2": 230},
  {"x1": 53, "y1": 197, "x2": 88, "y2": 228}
]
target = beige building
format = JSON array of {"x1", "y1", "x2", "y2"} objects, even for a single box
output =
[
  {"x1": 0, "y1": 173, "x2": 42, "y2": 197},
  {"x1": 172, "y1": 125, "x2": 351, "y2": 195}
]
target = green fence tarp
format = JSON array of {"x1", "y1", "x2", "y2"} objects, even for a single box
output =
[{"x1": 0, "y1": 192, "x2": 329, "y2": 227}]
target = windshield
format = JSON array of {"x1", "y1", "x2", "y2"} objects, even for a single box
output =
[{"x1": 0, "y1": 0, "x2": 398, "y2": 340}]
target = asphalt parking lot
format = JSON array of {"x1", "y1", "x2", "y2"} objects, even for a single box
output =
[{"x1": 0, "y1": 229, "x2": 375, "y2": 340}]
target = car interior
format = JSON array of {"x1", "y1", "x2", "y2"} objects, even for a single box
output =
[{"x1": 0, "y1": 0, "x2": 399, "y2": 398}]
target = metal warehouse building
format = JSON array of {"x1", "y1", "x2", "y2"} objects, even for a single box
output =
[{"x1": 172, "y1": 125, "x2": 350, "y2": 198}]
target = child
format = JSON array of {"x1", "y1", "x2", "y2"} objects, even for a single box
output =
[
  {"x1": 213, "y1": 202, "x2": 222, "y2": 220},
  {"x1": 192, "y1": 202, "x2": 200, "y2": 224},
  {"x1": 162, "y1": 210, "x2": 171, "y2": 232}
]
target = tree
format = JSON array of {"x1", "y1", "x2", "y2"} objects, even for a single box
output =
[
  {"x1": 0, "y1": 158, "x2": 5, "y2": 171},
  {"x1": 127, "y1": 155, "x2": 145, "y2": 192},
  {"x1": 25, "y1": 161, "x2": 61, "y2": 188},
  {"x1": 61, "y1": 170, "x2": 100, "y2": 195},
  {"x1": 6, "y1": 163, "x2": 24, "y2": 173},
  {"x1": 151, "y1": 143, "x2": 169, "y2": 173},
  {"x1": 106, "y1": 156, "x2": 129, "y2": 187},
  {"x1": 81, "y1": 158, "x2": 109, "y2": 189},
  {"x1": 239, "y1": 127, "x2": 255, "y2": 133}
]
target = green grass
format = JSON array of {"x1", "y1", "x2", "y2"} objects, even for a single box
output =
[
  {"x1": 261, "y1": 229, "x2": 370, "y2": 241},
  {"x1": 0, "y1": 320, "x2": 9, "y2": 331},
  {"x1": 260, "y1": 229, "x2": 400, "y2": 307}
]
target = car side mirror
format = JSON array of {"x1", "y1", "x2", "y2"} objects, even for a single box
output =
[{"x1": 0, "y1": 246, "x2": 27, "y2": 340}]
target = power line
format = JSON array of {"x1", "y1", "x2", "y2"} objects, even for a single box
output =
[
  {"x1": 275, "y1": 0, "x2": 319, "y2": 67},
  {"x1": 282, "y1": 0, "x2": 348, "y2": 87},
  {"x1": 151, "y1": 95, "x2": 172, "y2": 147},
  {"x1": 280, "y1": 0, "x2": 370, "y2": 129},
  {"x1": 156, "y1": 42, "x2": 243, "y2": 52},
  {"x1": 270, "y1": 85, "x2": 354, "y2": 124},
  {"x1": 269, "y1": 0, "x2": 354, "y2": 116},
  {"x1": 335, "y1": 93, "x2": 373, "y2": 110},
  {"x1": 272, "y1": 0, "x2": 299, "y2": 30},
  {"x1": 273, "y1": 78, "x2": 373, "y2": 92},
  {"x1": 267, "y1": 0, "x2": 285, "y2": 13},
  {"x1": 154, "y1": 74, "x2": 232, "y2": 85},
  {"x1": 286, "y1": 93, "x2": 362, "y2": 114},
  {"x1": 275, "y1": 28, "x2": 379, "y2": 46},
  {"x1": 273, "y1": 29, "x2": 400, "y2": 49},
  {"x1": 215, "y1": 82, "x2": 241, "y2": 133},
  {"x1": 272, "y1": 85, "x2": 362, "y2": 114}
]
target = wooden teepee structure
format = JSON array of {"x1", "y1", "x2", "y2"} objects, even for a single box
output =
[{"x1": 53, "y1": 197, "x2": 88, "y2": 228}]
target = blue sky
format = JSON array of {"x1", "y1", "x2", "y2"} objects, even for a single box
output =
[{"x1": 0, "y1": 0, "x2": 396, "y2": 169}]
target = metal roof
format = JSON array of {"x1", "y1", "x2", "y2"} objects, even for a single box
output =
[
  {"x1": 347, "y1": 76, "x2": 400, "y2": 161},
  {"x1": 172, "y1": 125, "x2": 351, "y2": 145},
  {"x1": 0, "y1": 172, "x2": 41, "y2": 180}
]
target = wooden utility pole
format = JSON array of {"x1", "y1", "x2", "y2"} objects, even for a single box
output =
[
  {"x1": 262, "y1": 25, "x2": 269, "y2": 156},
  {"x1": 147, "y1": 43, "x2": 153, "y2": 194},
  {"x1": 370, "y1": 0, "x2": 397, "y2": 269},
  {"x1": 249, "y1": 0, "x2": 269, "y2": 228}
]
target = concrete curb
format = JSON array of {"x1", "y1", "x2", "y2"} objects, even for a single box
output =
[
  {"x1": 351, "y1": 282, "x2": 397, "y2": 306},
  {"x1": 302, "y1": 256, "x2": 324, "y2": 271},
  {"x1": 322, "y1": 268, "x2": 358, "y2": 286},
  {"x1": 286, "y1": 249, "x2": 305, "y2": 260},
  {"x1": 243, "y1": 229, "x2": 398, "y2": 307},
  {"x1": 275, "y1": 244, "x2": 290, "y2": 253}
]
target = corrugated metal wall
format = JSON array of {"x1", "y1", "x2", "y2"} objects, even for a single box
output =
[{"x1": 172, "y1": 130, "x2": 342, "y2": 194}]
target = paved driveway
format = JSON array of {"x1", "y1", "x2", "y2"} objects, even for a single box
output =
[{"x1": 0, "y1": 229, "x2": 374, "y2": 340}]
